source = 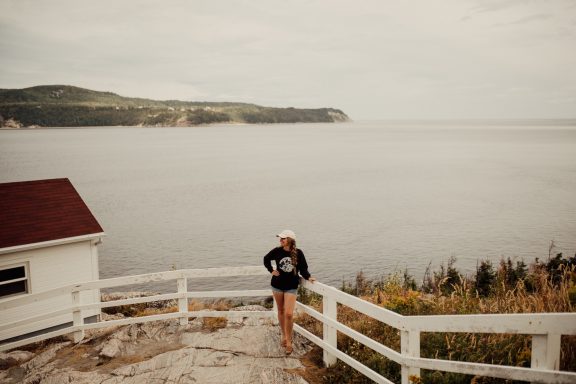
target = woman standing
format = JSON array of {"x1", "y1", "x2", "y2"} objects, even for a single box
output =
[{"x1": 263, "y1": 229, "x2": 315, "y2": 354}]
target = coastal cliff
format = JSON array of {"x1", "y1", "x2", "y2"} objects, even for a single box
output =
[{"x1": 0, "y1": 85, "x2": 349, "y2": 128}]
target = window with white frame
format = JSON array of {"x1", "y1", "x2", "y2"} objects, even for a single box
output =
[{"x1": 0, "y1": 264, "x2": 29, "y2": 299}]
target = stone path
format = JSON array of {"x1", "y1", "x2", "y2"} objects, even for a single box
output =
[{"x1": 0, "y1": 306, "x2": 313, "y2": 384}]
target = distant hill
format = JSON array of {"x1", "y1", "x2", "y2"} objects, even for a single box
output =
[{"x1": 0, "y1": 85, "x2": 349, "y2": 128}]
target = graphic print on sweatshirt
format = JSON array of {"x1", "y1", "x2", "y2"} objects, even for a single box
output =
[{"x1": 278, "y1": 257, "x2": 294, "y2": 273}]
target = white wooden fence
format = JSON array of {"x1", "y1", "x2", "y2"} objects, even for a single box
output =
[
  {"x1": 0, "y1": 266, "x2": 274, "y2": 350},
  {"x1": 0, "y1": 266, "x2": 575, "y2": 384},
  {"x1": 297, "y1": 279, "x2": 576, "y2": 384}
]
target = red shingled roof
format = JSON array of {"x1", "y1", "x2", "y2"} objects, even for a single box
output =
[{"x1": 0, "y1": 178, "x2": 104, "y2": 249}]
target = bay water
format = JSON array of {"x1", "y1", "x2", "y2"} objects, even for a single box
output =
[{"x1": 1, "y1": 121, "x2": 575, "y2": 292}]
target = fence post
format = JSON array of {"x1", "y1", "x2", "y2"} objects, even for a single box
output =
[
  {"x1": 531, "y1": 333, "x2": 561, "y2": 371},
  {"x1": 177, "y1": 277, "x2": 188, "y2": 325},
  {"x1": 323, "y1": 293, "x2": 337, "y2": 367},
  {"x1": 72, "y1": 290, "x2": 84, "y2": 343},
  {"x1": 401, "y1": 330, "x2": 420, "y2": 384}
]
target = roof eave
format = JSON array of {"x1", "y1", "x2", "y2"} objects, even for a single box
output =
[{"x1": 0, "y1": 232, "x2": 106, "y2": 255}]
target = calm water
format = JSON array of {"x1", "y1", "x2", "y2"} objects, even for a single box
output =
[{"x1": 1, "y1": 121, "x2": 576, "y2": 292}]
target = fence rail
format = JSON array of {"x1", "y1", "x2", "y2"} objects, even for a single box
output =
[
  {"x1": 1, "y1": 266, "x2": 575, "y2": 384},
  {"x1": 297, "y1": 279, "x2": 576, "y2": 384},
  {"x1": 0, "y1": 266, "x2": 273, "y2": 351}
]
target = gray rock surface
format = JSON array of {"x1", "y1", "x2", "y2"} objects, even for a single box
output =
[{"x1": 0, "y1": 306, "x2": 312, "y2": 384}]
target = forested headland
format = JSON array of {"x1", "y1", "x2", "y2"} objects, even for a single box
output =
[{"x1": 0, "y1": 85, "x2": 349, "y2": 128}]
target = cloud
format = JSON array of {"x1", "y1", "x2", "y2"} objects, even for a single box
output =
[
  {"x1": 492, "y1": 13, "x2": 553, "y2": 27},
  {"x1": 1, "y1": 0, "x2": 575, "y2": 119}
]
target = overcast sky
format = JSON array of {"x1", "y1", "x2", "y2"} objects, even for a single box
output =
[{"x1": 1, "y1": 0, "x2": 575, "y2": 119}]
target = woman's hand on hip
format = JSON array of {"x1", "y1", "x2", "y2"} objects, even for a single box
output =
[
  {"x1": 271, "y1": 270, "x2": 280, "y2": 276},
  {"x1": 309, "y1": 277, "x2": 316, "y2": 283}
]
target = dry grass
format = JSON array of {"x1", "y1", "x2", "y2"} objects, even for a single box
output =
[
  {"x1": 131, "y1": 299, "x2": 232, "y2": 331},
  {"x1": 187, "y1": 298, "x2": 232, "y2": 312},
  {"x1": 285, "y1": 345, "x2": 329, "y2": 384},
  {"x1": 10, "y1": 335, "x2": 70, "y2": 354},
  {"x1": 134, "y1": 306, "x2": 178, "y2": 317},
  {"x1": 187, "y1": 299, "x2": 231, "y2": 331},
  {"x1": 201, "y1": 317, "x2": 228, "y2": 331},
  {"x1": 296, "y1": 263, "x2": 576, "y2": 384}
]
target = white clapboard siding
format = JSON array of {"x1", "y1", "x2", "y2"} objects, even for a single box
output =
[{"x1": 0, "y1": 240, "x2": 100, "y2": 340}]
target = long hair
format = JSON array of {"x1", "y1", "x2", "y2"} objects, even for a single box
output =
[{"x1": 285, "y1": 237, "x2": 298, "y2": 274}]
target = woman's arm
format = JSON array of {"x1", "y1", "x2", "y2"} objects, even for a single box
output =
[
  {"x1": 263, "y1": 250, "x2": 274, "y2": 273},
  {"x1": 298, "y1": 250, "x2": 312, "y2": 280}
]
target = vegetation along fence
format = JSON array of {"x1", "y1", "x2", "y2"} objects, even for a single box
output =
[{"x1": 0, "y1": 266, "x2": 575, "y2": 384}]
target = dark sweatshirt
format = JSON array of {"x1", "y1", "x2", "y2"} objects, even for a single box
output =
[{"x1": 263, "y1": 247, "x2": 311, "y2": 290}]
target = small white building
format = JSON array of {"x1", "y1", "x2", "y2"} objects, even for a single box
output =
[{"x1": 0, "y1": 178, "x2": 105, "y2": 342}]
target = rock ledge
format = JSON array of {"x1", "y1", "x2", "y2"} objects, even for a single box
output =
[{"x1": 0, "y1": 306, "x2": 312, "y2": 384}]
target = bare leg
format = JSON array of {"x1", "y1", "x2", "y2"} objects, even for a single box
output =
[
  {"x1": 283, "y1": 293, "x2": 297, "y2": 351},
  {"x1": 273, "y1": 291, "x2": 286, "y2": 345}
]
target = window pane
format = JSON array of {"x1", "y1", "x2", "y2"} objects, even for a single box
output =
[
  {"x1": 0, "y1": 266, "x2": 25, "y2": 283},
  {"x1": 0, "y1": 280, "x2": 27, "y2": 298}
]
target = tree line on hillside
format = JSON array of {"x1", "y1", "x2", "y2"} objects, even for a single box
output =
[
  {"x1": 0, "y1": 105, "x2": 345, "y2": 127},
  {"x1": 0, "y1": 85, "x2": 349, "y2": 127},
  {"x1": 240, "y1": 108, "x2": 341, "y2": 123}
]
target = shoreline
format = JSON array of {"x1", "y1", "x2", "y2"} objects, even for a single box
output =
[{"x1": 0, "y1": 120, "x2": 349, "y2": 130}]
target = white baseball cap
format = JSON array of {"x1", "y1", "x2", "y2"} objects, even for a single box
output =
[{"x1": 276, "y1": 229, "x2": 296, "y2": 240}]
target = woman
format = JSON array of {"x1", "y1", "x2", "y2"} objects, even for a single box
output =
[{"x1": 263, "y1": 229, "x2": 316, "y2": 355}]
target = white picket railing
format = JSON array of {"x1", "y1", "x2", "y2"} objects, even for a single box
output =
[
  {"x1": 0, "y1": 266, "x2": 575, "y2": 384},
  {"x1": 0, "y1": 266, "x2": 274, "y2": 351},
  {"x1": 296, "y1": 279, "x2": 576, "y2": 384}
]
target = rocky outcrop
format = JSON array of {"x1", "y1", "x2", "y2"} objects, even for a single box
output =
[
  {"x1": 0, "y1": 306, "x2": 312, "y2": 384},
  {"x1": 0, "y1": 118, "x2": 22, "y2": 128},
  {"x1": 328, "y1": 110, "x2": 350, "y2": 122},
  {"x1": 0, "y1": 350, "x2": 35, "y2": 370}
]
